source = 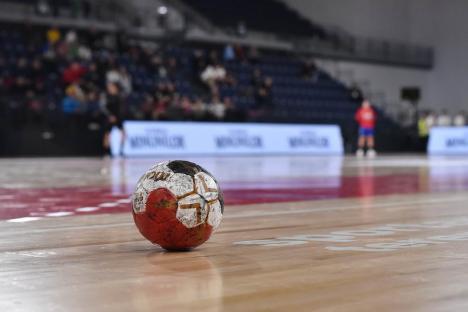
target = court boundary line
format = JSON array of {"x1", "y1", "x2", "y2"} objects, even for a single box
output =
[{"x1": 2, "y1": 193, "x2": 467, "y2": 234}]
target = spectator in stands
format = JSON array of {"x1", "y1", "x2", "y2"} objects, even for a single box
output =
[
  {"x1": 36, "y1": 0, "x2": 52, "y2": 16},
  {"x1": 255, "y1": 76, "x2": 274, "y2": 110},
  {"x1": 15, "y1": 57, "x2": 30, "y2": 77},
  {"x1": 180, "y1": 96, "x2": 193, "y2": 120},
  {"x1": 165, "y1": 94, "x2": 185, "y2": 121},
  {"x1": 349, "y1": 83, "x2": 364, "y2": 102},
  {"x1": 42, "y1": 42, "x2": 59, "y2": 72},
  {"x1": 250, "y1": 76, "x2": 273, "y2": 120},
  {"x1": 399, "y1": 100, "x2": 417, "y2": 128},
  {"x1": 437, "y1": 109, "x2": 452, "y2": 127},
  {"x1": 209, "y1": 95, "x2": 226, "y2": 121},
  {"x1": 83, "y1": 62, "x2": 101, "y2": 89},
  {"x1": 150, "y1": 53, "x2": 166, "y2": 78},
  {"x1": 46, "y1": 26, "x2": 61, "y2": 47},
  {"x1": 425, "y1": 111, "x2": 437, "y2": 130},
  {"x1": 155, "y1": 82, "x2": 176, "y2": 102},
  {"x1": 128, "y1": 44, "x2": 142, "y2": 65},
  {"x1": 247, "y1": 46, "x2": 260, "y2": 64},
  {"x1": 208, "y1": 50, "x2": 219, "y2": 65},
  {"x1": 223, "y1": 72, "x2": 237, "y2": 87},
  {"x1": 63, "y1": 61, "x2": 87, "y2": 85},
  {"x1": 454, "y1": 111, "x2": 466, "y2": 127},
  {"x1": 137, "y1": 94, "x2": 155, "y2": 120},
  {"x1": 224, "y1": 97, "x2": 245, "y2": 122},
  {"x1": 101, "y1": 32, "x2": 117, "y2": 50},
  {"x1": 64, "y1": 30, "x2": 80, "y2": 59},
  {"x1": 62, "y1": 84, "x2": 83, "y2": 115},
  {"x1": 166, "y1": 57, "x2": 178, "y2": 80},
  {"x1": 153, "y1": 94, "x2": 169, "y2": 120},
  {"x1": 192, "y1": 97, "x2": 207, "y2": 121},
  {"x1": 105, "y1": 66, "x2": 132, "y2": 95},
  {"x1": 192, "y1": 49, "x2": 207, "y2": 78},
  {"x1": 73, "y1": 82, "x2": 86, "y2": 102},
  {"x1": 201, "y1": 63, "x2": 226, "y2": 93},
  {"x1": 55, "y1": 38, "x2": 69, "y2": 59},
  {"x1": 85, "y1": 89, "x2": 100, "y2": 115},
  {"x1": 224, "y1": 44, "x2": 235, "y2": 62},
  {"x1": 234, "y1": 44, "x2": 246, "y2": 63},
  {"x1": 106, "y1": 66, "x2": 120, "y2": 85},
  {"x1": 237, "y1": 21, "x2": 247, "y2": 37},
  {"x1": 301, "y1": 58, "x2": 319, "y2": 82},
  {"x1": 117, "y1": 67, "x2": 132, "y2": 96},
  {"x1": 77, "y1": 43, "x2": 92, "y2": 61}
]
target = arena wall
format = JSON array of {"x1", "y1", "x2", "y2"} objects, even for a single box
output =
[
  {"x1": 285, "y1": 0, "x2": 468, "y2": 114},
  {"x1": 316, "y1": 59, "x2": 429, "y2": 114}
]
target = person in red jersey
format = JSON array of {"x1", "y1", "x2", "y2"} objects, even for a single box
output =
[{"x1": 355, "y1": 99, "x2": 377, "y2": 158}]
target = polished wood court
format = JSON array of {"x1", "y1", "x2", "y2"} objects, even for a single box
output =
[{"x1": 1, "y1": 156, "x2": 468, "y2": 311}]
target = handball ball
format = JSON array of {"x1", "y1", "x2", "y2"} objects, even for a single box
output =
[{"x1": 132, "y1": 160, "x2": 224, "y2": 250}]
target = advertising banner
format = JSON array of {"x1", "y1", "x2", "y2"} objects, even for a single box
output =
[
  {"x1": 110, "y1": 121, "x2": 344, "y2": 156},
  {"x1": 428, "y1": 127, "x2": 468, "y2": 155}
]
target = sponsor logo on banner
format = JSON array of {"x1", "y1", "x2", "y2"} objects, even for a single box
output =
[
  {"x1": 289, "y1": 131, "x2": 329, "y2": 148},
  {"x1": 215, "y1": 130, "x2": 263, "y2": 149},
  {"x1": 446, "y1": 133, "x2": 468, "y2": 147},
  {"x1": 128, "y1": 129, "x2": 184, "y2": 150}
]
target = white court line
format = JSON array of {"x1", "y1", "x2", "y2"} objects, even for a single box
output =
[
  {"x1": 6, "y1": 217, "x2": 43, "y2": 223},
  {"x1": 45, "y1": 212, "x2": 74, "y2": 217},
  {"x1": 75, "y1": 207, "x2": 100, "y2": 212},
  {"x1": 4, "y1": 251, "x2": 57, "y2": 258},
  {"x1": 3, "y1": 194, "x2": 467, "y2": 233},
  {"x1": 116, "y1": 198, "x2": 132, "y2": 204},
  {"x1": 99, "y1": 202, "x2": 120, "y2": 208}
]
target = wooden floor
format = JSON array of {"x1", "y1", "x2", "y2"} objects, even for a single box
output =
[{"x1": 1, "y1": 156, "x2": 468, "y2": 311}]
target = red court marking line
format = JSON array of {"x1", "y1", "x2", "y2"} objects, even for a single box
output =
[{"x1": 1, "y1": 173, "x2": 468, "y2": 221}]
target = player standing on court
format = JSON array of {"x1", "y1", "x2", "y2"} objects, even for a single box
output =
[
  {"x1": 355, "y1": 99, "x2": 377, "y2": 158},
  {"x1": 102, "y1": 82, "x2": 126, "y2": 156}
]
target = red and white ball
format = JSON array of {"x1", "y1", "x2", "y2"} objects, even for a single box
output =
[{"x1": 132, "y1": 160, "x2": 224, "y2": 250}]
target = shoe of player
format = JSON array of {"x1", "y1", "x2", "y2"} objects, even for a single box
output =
[
  {"x1": 356, "y1": 149, "x2": 365, "y2": 158},
  {"x1": 367, "y1": 149, "x2": 377, "y2": 158}
]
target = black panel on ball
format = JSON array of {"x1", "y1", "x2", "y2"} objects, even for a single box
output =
[{"x1": 167, "y1": 160, "x2": 205, "y2": 176}]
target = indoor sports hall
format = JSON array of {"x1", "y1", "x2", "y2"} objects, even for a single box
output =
[{"x1": 1, "y1": 1, "x2": 468, "y2": 311}]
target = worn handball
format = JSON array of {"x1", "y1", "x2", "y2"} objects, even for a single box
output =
[{"x1": 132, "y1": 160, "x2": 224, "y2": 250}]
